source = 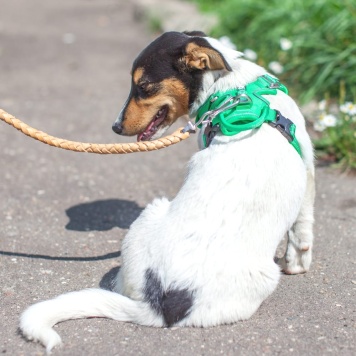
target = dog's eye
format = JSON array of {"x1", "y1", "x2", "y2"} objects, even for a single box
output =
[
  {"x1": 136, "y1": 81, "x2": 160, "y2": 97},
  {"x1": 138, "y1": 82, "x2": 149, "y2": 91}
]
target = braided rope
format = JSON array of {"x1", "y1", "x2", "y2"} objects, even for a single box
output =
[{"x1": 0, "y1": 109, "x2": 190, "y2": 154}]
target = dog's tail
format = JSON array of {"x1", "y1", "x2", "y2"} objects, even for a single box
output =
[{"x1": 20, "y1": 288, "x2": 160, "y2": 353}]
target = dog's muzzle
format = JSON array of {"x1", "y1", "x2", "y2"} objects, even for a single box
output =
[
  {"x1": 112, "y1": 110, "x2": 125, "y2": 134},
  {"x1": 112, "y1": 121, "x2": 124, "y2": 135}
]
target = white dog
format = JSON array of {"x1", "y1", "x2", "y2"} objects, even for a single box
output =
[{"x1": 20, "y1": 31, "x2": 315, "y2": 353}]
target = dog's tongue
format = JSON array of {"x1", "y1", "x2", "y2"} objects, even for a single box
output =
[
  {"x1": 137, "y1": 106, "x2": 168, "y2": 142},
  {"x1": 137, "y1": 119, "x2": 157, "y2": 142}
]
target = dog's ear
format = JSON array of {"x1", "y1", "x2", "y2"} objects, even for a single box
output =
[
  {"x1": 183, "y1": 30, "x2": 207, "y2": 37},
  {"x1": 183, "y1": 39, "x2": 232, "y2": 71}
]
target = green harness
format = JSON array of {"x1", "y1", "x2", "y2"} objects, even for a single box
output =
[{"x1": 192, "y1": 74, "x2": 302, "y2": 157}]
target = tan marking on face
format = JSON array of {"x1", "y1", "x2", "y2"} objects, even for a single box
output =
[
  {"x1": 123, "y1": 97, "x2": 161, "y2": 136},
  {"x1": 121, "y1": 78, "x2": 189, "y2": 136},
  {"x1": 160, "y1": 78, "x2": 189, "y2": 124},
  {"x1": 133, "y1": 67, "x2": 144, "y2": 85},
  {"x1": 185, "y1": 42, "x2": 226, "y2": 71}
]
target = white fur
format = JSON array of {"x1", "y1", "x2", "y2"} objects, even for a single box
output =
[{"x1": 20, "y1": 36, "x2": 315, "y2": 352}]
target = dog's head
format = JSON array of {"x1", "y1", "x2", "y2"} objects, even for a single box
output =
[{"x1": 112, "y1": 31, "x2": 233, "y2": 141}]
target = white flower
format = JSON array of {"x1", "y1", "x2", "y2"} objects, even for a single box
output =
[
  {"x1": 243, "y1": 48, "x2": 257, "y2": 61},
  {"x1": 280, "y1": 38, "x2": 293, "y2": 51},
  {"x1": 340, "y1": 102, "x2": 356, "y2": 116},
  {"x1": 219, "y1": 36, "x2": 237, "y2": 50},
  {"x1": 318, "y1": 100, "x2": 326, "y2": 111},
  {"x1": 314, "y1": 113, "x2": 338, "y2": 131},
  {"x1": 313, "y1": 120, "x2": 326, "y2": 132},
  {"x1": 268, "y1": 61, "x2": 284, "y2": 74},
  {"x1": 323, "y1": 114, "x2": 338, "y2": 127}
]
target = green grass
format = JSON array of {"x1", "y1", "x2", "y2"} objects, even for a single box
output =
[
  {"x1": 192, "y1": 0, "x2": 356, "y2": 103},
  {"x1": 192, "y1": 0, "x2": 356, "y2": 170}
]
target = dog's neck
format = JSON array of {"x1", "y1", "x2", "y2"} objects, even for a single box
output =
[{"x1": 189, "y1": 39, "x2": 267, "y2": 117}]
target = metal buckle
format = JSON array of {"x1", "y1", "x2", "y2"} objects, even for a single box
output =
[
  {"x1": 209, "y1": 95, "x2": 240, "y2": 119},
  {"x1": 235, "y1": 92, "x2": 252, "y2": 105},
  {"x1": 181, "y1": 121, "x2": 196, "y2": 134},
  {"x1": 204, "y1": 123, "x2": 220, "y2": 147},
  {"x1": 268, "y1": 111, "x2": 293, "y2": 142},
  {"x1": 182, "y1": 95, "x2": 241, "y2": 134},
  {"x1": 262, "y1": 75, "x2": 281, "y2": 89}
]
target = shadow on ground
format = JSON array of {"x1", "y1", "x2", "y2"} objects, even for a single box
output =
[
  {"x1": 0, "y1": 250, "x2": 121, "y2": 262},
  {"x1": 65, "y1": 199, "x2": 143, "y2": 231},
  {"x1": 0, "y1": 199, "x2": 143, "y2": 261}
]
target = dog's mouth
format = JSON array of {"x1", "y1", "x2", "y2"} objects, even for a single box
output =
[{"x1": 137, "y1": 105, "x2": 169, "y2": 142}]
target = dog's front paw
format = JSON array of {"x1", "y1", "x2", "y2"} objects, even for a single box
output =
[{"x1": 277, "y1": 243, "x2": 312, "y2": 275}]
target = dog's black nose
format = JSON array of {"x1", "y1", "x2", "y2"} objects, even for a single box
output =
[{"x1": 112, "y1": 122, "x2": 123, "y2": 135}]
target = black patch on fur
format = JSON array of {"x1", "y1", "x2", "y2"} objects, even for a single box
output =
[
  {"x1": 143, "y1": 268, "x2": 194, "y2": 326},
  {"x1": 144, "y1": 269, "x2": 164, "y2": 314},
  {"x1": 161, "y1": 288, "x2": 193, "y2": 326}
]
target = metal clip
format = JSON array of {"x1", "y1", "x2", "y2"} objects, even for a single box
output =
[
  {"x1": 236, "y1": 93, "x2": 251, "y2": 105},
  {"x1": 181, "y1": 121, "x2": 197, "y2": 134},
  {"x1": 269, "y1": 82, "x2": 281, "y2": 89},
  {"x1": 182, "y1": 95, "x2": 241, "y2": 134},
  {"x1": 204, "y1": 123, "x2": 220, "y2": 147},
  {"x1": 211, "y1": 96, "x2": 240, "y2": 117},
  {"x1": 262, "y1": 75, "x2": 281, "y2": 89}
]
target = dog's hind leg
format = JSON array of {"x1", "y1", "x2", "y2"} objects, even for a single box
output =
[{"x1": 278, "y1": 169, "x2": 315, "y2": 274}]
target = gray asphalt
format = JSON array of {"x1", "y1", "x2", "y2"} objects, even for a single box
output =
[{"x1": 0, "y1": 1, "x2": 355, "y2": 355}]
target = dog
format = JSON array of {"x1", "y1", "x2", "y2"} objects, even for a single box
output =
[{"x1": 20, "y1": 31, "x2": 315, "y2": 353}]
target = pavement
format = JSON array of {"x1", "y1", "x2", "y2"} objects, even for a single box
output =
[{"x1": 0, "y1": 1, "x2": 355, "y2": 355}]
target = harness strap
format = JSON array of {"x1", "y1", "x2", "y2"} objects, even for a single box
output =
[{"x1": 195, "y1": 74, "x2": 302, "y2": 157}]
